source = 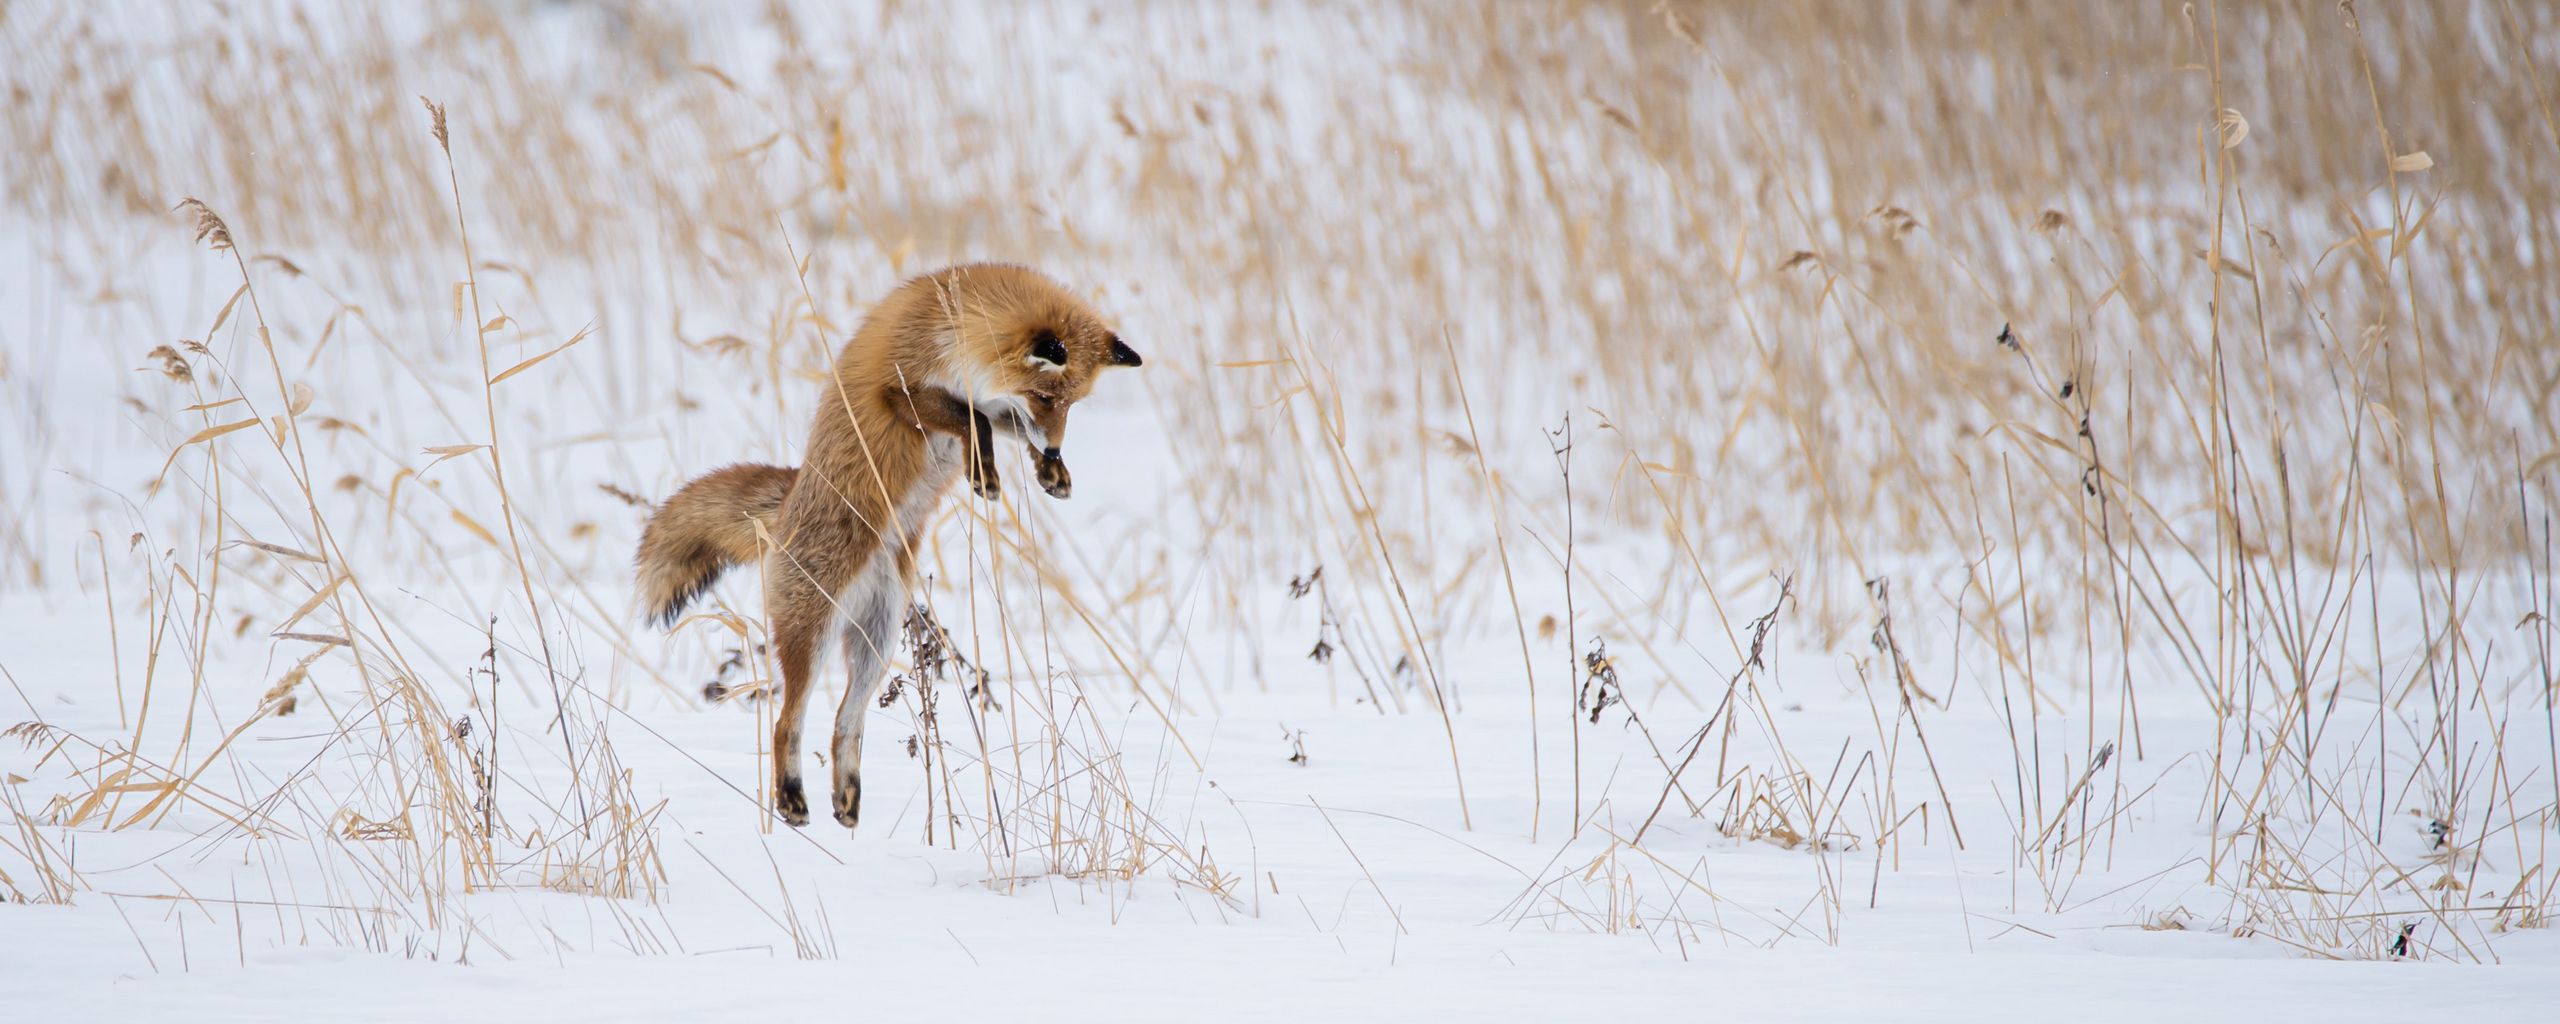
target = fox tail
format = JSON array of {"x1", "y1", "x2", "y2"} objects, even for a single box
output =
[{"x1": 634, "y1": 463, "x2": 796, "y2": 629}]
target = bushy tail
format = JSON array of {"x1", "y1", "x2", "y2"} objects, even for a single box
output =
[{"x1": 635, "y1": 463, "x2": 797, "y2": 629}]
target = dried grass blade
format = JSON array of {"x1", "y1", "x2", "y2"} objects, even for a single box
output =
[{"x1": 488, "y1": 323, "x2": 595, "y2": 385}]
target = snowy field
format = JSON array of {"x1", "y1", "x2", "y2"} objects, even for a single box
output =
[{"x1": 5, "y1": 1, "x2": 2559, "y2": 1019}]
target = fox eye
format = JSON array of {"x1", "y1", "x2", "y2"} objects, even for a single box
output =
[{"x1": 1028, "y1": 329, "x2": 1068, "y2": 366}]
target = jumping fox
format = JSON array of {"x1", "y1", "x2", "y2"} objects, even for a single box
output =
[{"x1": 633, "y1": 263, "x2": 1141, "y2": 829}]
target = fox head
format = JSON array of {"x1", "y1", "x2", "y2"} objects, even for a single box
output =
[
  {"x1": 1006, "y1": 320, "x2": 1143, "y2": 456},
  {"x1": 936, "y1": 266, "x2": 1143, "y2": 461}
]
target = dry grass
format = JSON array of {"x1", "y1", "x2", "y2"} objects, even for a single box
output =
[{"x1": 1, "y1": 0, "x2": 2554, "y2": 963}]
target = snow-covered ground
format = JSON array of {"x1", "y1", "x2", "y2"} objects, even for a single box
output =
[
  {"x1": 7, "y1": 585, "x2": 2556, "y2": 1020},
  {"x1": 5, "y1": 0, "x2": 2558, "y2": 1019}
]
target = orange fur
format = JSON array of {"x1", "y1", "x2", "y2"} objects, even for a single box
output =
[
  {"x1": 633, "y1": 263, "x2": 1141, "y2": 828},
  {"x1": 633, "y1": 463, "x2": 795, "y2": 629}
]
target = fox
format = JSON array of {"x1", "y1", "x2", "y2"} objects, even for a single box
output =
[{"x1": 633, "y1": 263, "x2": 1141, "y2": 829}]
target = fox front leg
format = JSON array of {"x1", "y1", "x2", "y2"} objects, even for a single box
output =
[
  {"x1": 977, "y1": 404, "x2": 1070, "y2": 499},
  {"x1": 920, "y1": 395, "x2": 1070, "y2": 501},
  {"x1": 961, "y1": 407, "x2": 1002, "y2": 500},
  {"x1": 901, "y1": 387, "x2": 1004, "y2": 501}
]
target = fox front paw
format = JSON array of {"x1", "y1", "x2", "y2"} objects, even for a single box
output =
[
  {"x1": 968, "y1": 462, "x2": 1003, "y2": 501},
  {"x1": 1036, "y1": 451, "x2": 1072, "y2": 499}
]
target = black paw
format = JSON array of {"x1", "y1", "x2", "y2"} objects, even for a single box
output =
[
  {"x1": 776, "y1": 775, "x2": 810, "y2": 827},
  {"x1": 831, "y1": 775, "x2": 862, "y2": 830},
  {"x1": 1036, "y1": 451, "x2": 1072, "y2": 499}
]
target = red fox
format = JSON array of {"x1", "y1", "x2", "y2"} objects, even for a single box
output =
[{"x1": 634, "y1": 263, "x2": 1141, "y2": 829}]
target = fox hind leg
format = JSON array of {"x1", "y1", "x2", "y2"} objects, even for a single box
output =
[
  {"x1": 768, "y1": 548, "x2": 857, "y2": 828},
  {"x1": 830, "y1": 563, "x2": 901, "y2": 830},
  {"x1": 768, "y1": 593, "x2": 822, "y2": 827}
]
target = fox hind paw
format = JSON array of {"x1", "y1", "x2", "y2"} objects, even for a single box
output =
[
  {"x1": 776, "y1": 775, "x2": 810, "y2": 827},
  {"x1": 831, "y1": 776, "x2": 862, "y2": 831}
]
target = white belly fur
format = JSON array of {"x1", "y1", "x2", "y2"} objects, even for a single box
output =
[
  {"x1": 826, "y1": 434, "x2": 960, "y2": 742},
  {"x1": 831, "y1": 435, "x2": 958, "y2": 627}
]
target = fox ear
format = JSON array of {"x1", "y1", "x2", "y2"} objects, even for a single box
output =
[
  {"x1": 1106, "y1": 335, "x2": 1143, "y2": 368},
  {"x1": 1028, "y1": 329, "x2": 1068, "y2": 367}
]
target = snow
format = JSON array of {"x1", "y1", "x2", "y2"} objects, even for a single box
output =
[{"x1": 7, "y1": 606, "x2": 2555, "y2": 1019}]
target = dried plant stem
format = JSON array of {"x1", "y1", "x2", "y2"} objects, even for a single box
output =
[
  {"x1": 1445, "y1": 338, "x2": 1540, "y2": 839},
  {"x1": 1548, "y1": 412, "x2": 1581, "y2": 835},
  {"x1": 422, "y1": 97, "x2": 583, "y2": 836}
]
